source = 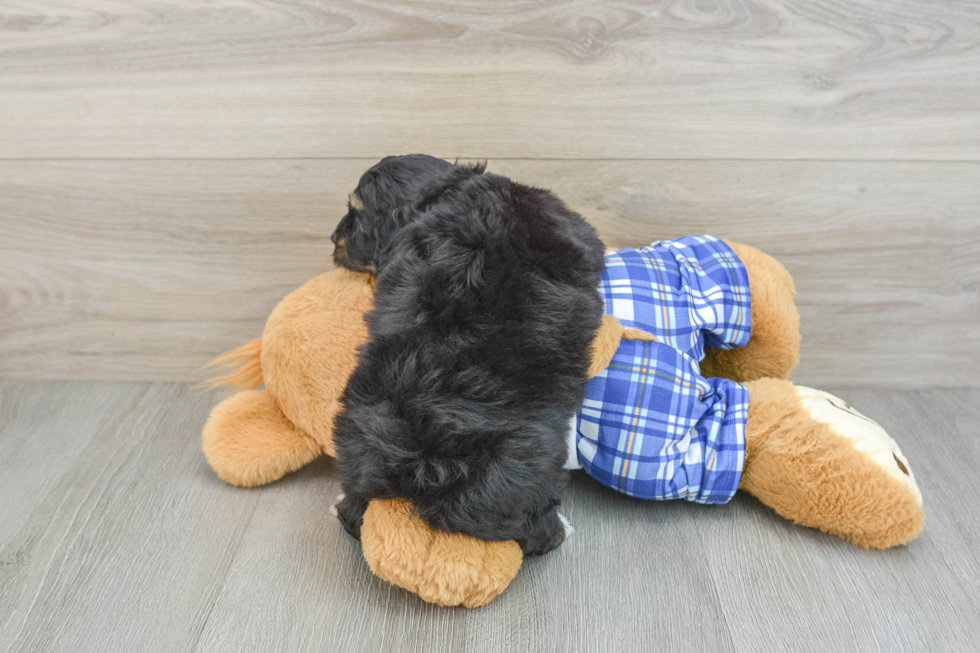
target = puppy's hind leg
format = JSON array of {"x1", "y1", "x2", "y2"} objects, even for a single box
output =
[
  {"x1": 519, "y1": 507, "x2": 569, "y2": 557},
  {"x1": 334, "y1": 493, "x2": 370, "y2": 540}
]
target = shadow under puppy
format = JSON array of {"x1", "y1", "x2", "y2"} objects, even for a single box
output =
[{"x1": 331, "y1": 155, "x2": 605, "y2": 555}]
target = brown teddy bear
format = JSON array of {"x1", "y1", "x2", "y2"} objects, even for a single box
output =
[{"x1": 201, "y1": 238, "x2": 923, "y2": 608}]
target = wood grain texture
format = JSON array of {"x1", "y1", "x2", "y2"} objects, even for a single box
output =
[
  {"x1": 0, "y1": 382, "x2": 260, "y2": 653},
  {"x1": 0, "y1": 381, "x2": 975, "y2": 652},
  {"x1": 695, "y1": 388, "x2": 980, "y2": 652},
  {"x1": 197, "y1": 457, "x2": 736, "y2": 653},
  {"x1": 0, "y1": 381, "x2": 145, "y2": 550},
  {"x1": 1, "y1": 0, "x2": 979, "y2": 160},
  {"x1": 2, "y1": 159, "x2": 977, "y2": 387}
]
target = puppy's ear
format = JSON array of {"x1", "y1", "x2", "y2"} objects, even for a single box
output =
[
  {"x1": 452, "y1": 159, "x2": 487, "y2": 175},
  {"x1": 343, "y1": 203, "x2": 414, "y2": 273},
  {"x1": 341, "y1": 222, "x2": 379, "y2": 273}
]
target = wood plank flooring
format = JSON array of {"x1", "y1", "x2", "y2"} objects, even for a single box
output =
[{"x1": 0, "y1": 381, "x2": 974, "y2": 653}]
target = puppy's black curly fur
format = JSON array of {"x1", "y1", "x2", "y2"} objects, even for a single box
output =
[
  {"x1": 331, "y1": 155, "x2": 456, "y2": 273},
  {"x1": 331, "y1": 155, "x2": 605, "y2": 555}
]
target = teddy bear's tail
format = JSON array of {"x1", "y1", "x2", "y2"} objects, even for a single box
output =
[{"x1": 201, "y1": 338, "x2": 263, "y2": 391}]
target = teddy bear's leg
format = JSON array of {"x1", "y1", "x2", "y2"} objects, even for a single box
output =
[
  {"x1": 739, "y1": 378, "x2": 924, "y2": 549},
  {"x1": 360, "y1": 498, "x2": 524, "y2": 608},
  {"x1": 202, "y1": 389, "x2": 322, "y2": 487},
  {"x1": 699, "y1": 242, "x2": 800, "y2": 383}
]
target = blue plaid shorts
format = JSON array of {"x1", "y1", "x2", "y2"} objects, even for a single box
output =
[{"x1": 567, "y1": 235, "x2": 752, "y2": 504}]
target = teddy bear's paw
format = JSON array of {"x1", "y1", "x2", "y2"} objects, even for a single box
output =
[
  {"x1": 202, "y1": 390, "x2": 321, "y2": 487},
  {"x1": 741, "y1": 379, "x2": 925, "y2": 549},
  {"x1": 794, "y1": 386, "x2": 922, "y2": 508},
  {"x1": 360, "y1": 498, "x2": 523, "y2": 608}
]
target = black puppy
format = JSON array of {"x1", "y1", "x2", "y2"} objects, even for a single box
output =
[{"x1": 331, "y1": 155, "x2": 605, "y2": 555}]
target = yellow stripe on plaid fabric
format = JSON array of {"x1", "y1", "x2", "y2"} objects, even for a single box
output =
[
  {"x1": 641, "y1": 249, "x2": 673, "y2": 349},
  {"x1": 618, "y1": 342, "x2": 652, "y2": 491},
  {"x1": 607, "y1": 363, "x2": 698, "y2": 390}
]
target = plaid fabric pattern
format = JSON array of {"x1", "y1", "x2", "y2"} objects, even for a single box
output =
[
  {"x1": 601, "y1": 234, "x2": 752, "y2": 361},
  {"x1": 573, "y1": 235, "x2": 752, "y2": 504}
]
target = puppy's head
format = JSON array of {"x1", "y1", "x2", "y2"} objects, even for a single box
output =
[{"x1": 331, "y1": 154, "x2": 456, "y2": 273}]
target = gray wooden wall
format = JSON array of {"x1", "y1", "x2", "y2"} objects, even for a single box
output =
[{"x1": 2, "y1": 0, "x2": 978, "y2": 388}]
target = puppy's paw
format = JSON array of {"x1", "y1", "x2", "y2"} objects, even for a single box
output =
[
  {"x1": 519, "y1": 508, "x2": 568, "y2": 557},
  {"x1": 557, "y1": 512, "x2": 575, "y2": 537},
  {"x1": 334, "y1": 493, "x2": 368, "y2": 540}
]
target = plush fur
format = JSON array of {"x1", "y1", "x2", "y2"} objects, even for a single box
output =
[
  {"x1": 202, "y1": 268, "x2": 376, "y2": 484},
  {"x1": 330, "y1": 156, "x2": 606, "y2": 555},
  {"x1": 740, "y1": 378, "x2": 924, "y2": 549},
  {"x1": 203, "y1": 338, "x2": 264, "y2": 392},
  {"x1": 203, "y1": 388, "x2": 321, "y2": 487},
  {"x1": 361, "y1": 498, "x2": 523, "y2": 608}
]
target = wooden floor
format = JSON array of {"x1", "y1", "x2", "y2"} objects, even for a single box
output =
[{"x1": 0, "y1": 380, "x2": 974, "y2": 653}]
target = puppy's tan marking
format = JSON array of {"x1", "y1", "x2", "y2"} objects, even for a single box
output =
[{"x1": 349, "y1": 192, "x2": 364, "y2": 210}]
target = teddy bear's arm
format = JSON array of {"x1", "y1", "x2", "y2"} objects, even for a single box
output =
[{"x1": 361, "y1": 499, "x2": 523, "y2": 608}]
